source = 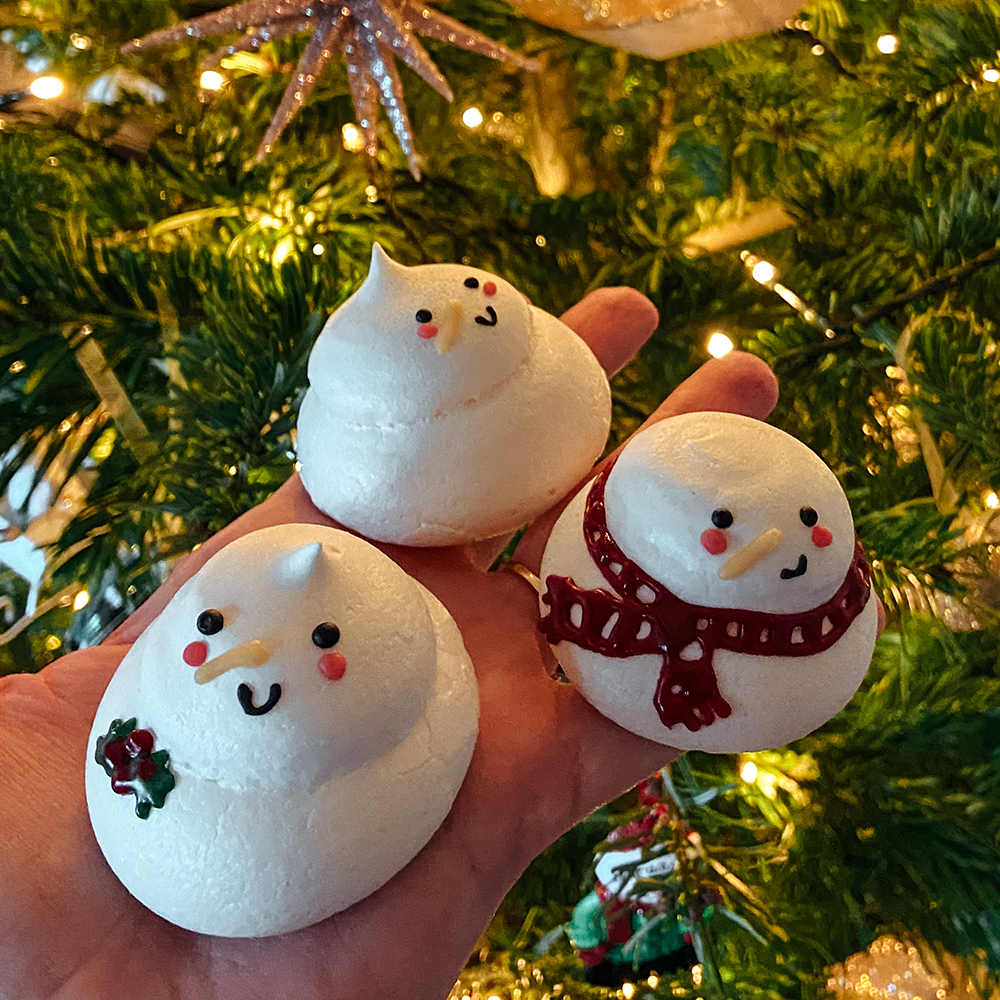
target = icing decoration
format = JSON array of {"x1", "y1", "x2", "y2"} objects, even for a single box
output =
[
  {"x1": 799, "y1": 507, "x2": 818, "y2": 527},
  {"x1": 813, "y1": 526, "x2": 833, "y2": 547},
  {"x1": 700, "y1": 528, "x2": 728, "y2": 555},
  {"x1": 483, "y1": 282, "x2": 497, "y2": 297},
  {"x1": 711, "y1": 509, "x2": 734, "y2": 529},
  {"x1": 318, "y1": 652, "x2": 348, "y2": 680},
  {"x1": 540, "y1": 462, "x2": 872, "y2": 732},
  {"x1": 312, "y1": 622, "x2": 341, "y2": 648},
  {"x1": 197, "y1": 609, "x2": 224, "y2": 635},
  {"x1": 94, "y1": 718, "x2": 175, "y2": 819},
  {"x1": 182, "y1": 641, "x2": 208, "y2": 666},
  {"x1": 237, "y1": 682, "x2": 283, "y2": 716}
]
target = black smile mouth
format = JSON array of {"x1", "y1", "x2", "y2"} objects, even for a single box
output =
[
  {"x1": 474, "y1": 306, "x2": 497, "y2": 326},
  {"x1": 237, "y1": 682, "x2": 281, "y2": 716},
  {"x1": 780, "y1": 554, "x2": 808, "y2": 580}
]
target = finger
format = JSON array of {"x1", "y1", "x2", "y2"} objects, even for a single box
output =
[
  {"x1": 515, "y1": 352, "x2": 779, "y2": 571},
  {"x1": 559, "y1": 287, "x2": 659, "y2": 377}
]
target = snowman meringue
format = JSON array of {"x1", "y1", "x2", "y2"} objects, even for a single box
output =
[
  {"x1": 296, "y1": 244, "x2": 611, "y2": 545},
  {"x1": 539, "y1": 411, "x2": 878, "y2": 753},
  {"x1": 86, "y1": 524, "x2": 478, "y2": 937}
]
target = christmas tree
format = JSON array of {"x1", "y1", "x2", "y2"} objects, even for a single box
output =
[{"x1": 4, "y1": 0, "x2": 1000, "y2": 995}]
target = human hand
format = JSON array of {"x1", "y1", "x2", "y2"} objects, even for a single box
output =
[{"x1": 0, "y1": 288, "x2": 780, "y2": 1000}]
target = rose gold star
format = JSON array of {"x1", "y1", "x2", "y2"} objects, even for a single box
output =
[{"x1": 124, "y1": 0, "x2": 539, "y2": 179}]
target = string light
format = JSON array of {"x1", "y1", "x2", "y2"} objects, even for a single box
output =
[
  {"x1": 985, "y1": 491, "x2": 999, "y2": 509},
  {"x1": 622, "y1": 982, "x2": 636, "y2": 998},
  {"x1": 199, "y1": 70, "x2": 225, "y2": 91},
  {"x1": 983, "y1": 67, "x2": 1000, "y2": 83},
  {"x1": 73, "y1": 590, "x2": 90, "y2": 611},
  {"x1": 461, "y1": 106, "x2": 484, "y2": 128},
  {"x1": 312, "y1": 244, "x2": 325, "y2": 256},
  {"x1": 341, "y1": 122, "x2": 365, "y2": 152},
  {"x1": 876, "y1": 34, "x2": 899, "y2": 54},
  {"x1": 740, "y1": 760, "x2": 759, "y2": 782},
  {"x1": 28, "y1": 76, "x2": 64, "y2": 99},
  {"x1": 707, "y1": 332, "x2": 734, "y2": 358},
  {"x1": 742, "y1": 251, "x2": 836, "y2": 338},
  {"x1": 69, "y1": 33, "x2": 92, "y2": 49}
]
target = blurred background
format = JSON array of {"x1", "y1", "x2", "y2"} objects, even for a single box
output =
[{"x1": 4, "y1": 0, "x2": 1000, "y2": 994}]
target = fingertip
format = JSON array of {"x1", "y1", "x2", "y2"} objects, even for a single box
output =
[
  {"x1": 648, "y1": 351, "x2": 779, "y2": 424},
  {"x1": 560, "y1": 287, "x2": 659, "y2": 377}
]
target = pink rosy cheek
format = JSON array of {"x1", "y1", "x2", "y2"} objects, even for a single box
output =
[
  {"x1": 700, "y1": 528, "x2": 728, "y2": 555},
  {"x1": 483, "y1": 281, "x2": 497, "y2": 296},
  {"x1": 318, "y1": 652, "x2": 347, "y2": 680},
  {"x1": 417, "y1": 323, "x2": 438, "y2": 339},
  {"x1": 812, "y1": 525, "x2": 833, "y2": 547},
  {"x1": 183, "y1": 641, "x2": 208, "y2": 666}
]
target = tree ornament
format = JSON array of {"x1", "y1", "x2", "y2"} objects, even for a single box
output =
[
  {"x1": 123, "y1": 0, "x2": 539, "y2": 179},
  {"x1": 502, "y1": 0, "x2": 802, "y2": 59}
]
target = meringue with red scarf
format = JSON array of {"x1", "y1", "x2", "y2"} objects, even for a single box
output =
[{"x1": 538, "y1": 411, "x2": 878, "y2": 753}]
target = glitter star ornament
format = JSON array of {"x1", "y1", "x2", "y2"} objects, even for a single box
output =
[{"x1": 124, "y1": 0, "x2": 539, "y2": 178}]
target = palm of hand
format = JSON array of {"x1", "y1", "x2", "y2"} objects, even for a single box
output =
[{"x1": 0, "y1": 290, "x2": 778, "y2": 1000}]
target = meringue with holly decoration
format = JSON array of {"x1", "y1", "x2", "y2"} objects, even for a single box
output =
[
  {"x1": 539, "y1": 411, "x2": 878, "y2": 753},
  {"x1": 86, "y1": 523, "x2": 478, "y2": 937},
  {"x1": 296, "y1": 244, "x2": 611, "y2": 545}
]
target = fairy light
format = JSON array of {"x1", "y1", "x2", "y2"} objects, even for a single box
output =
[
  {"x1": 983, "y1": 68, "x2": 1000, "y2": 83},
  {"x1": 73, "y1": 590, "x2": 90, "y2": 611},
  {"x1": 69, "y1": 33, "x2": 92, "y2": 49},
  {"x1": 707, "y1": 332, "x2": 734, "y2": 358},
  {"x1": 341, "y1": 122, "x2": 365, "y2": 152},
  {"x1": 985, "y1": 491, "x2": 999, "y2": 509},
  {"x1": 647, "y1": 975, "x2": 659, "y2": 988},
  {"x1": 622, "y1": 982, "x2": 636, "y2": 998},
  {"x1": 28, "y1": 76, "x2": 64, "y2": 99},
  {"x1": 461, "y1": 106, "x2": 484, "y2": 128},
  {"x1": 876, "y1": 34, "x2": 899, "y2": 54},
  {"x1": 312, "y1": 243, "x2": 324, "y2": 255},
  {"x1": 742, "y1": 251, "x2": 836, "y2": 338},
  {"x1": 740, "y1": 760, "x2": 759, "y2": 783},
  {"x1": 199, "y1": 70, "x2": 225, "y2": 91}
]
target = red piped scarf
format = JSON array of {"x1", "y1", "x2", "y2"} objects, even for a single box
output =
[{"x1": 540, "y1": 462, "x2": 872, "y2": 732}]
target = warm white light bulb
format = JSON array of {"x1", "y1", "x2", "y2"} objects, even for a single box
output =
[
  {"x1": 985, "y1": 491, "x2": 999, "y2": 510},
  {"x1": 984, "y1": 68, "x2": 1000, "y2": 83},
  {"x1": 199, "y1": 70, "x2": 225, "y2": 91},
  {"x1": 341, "y1": 122, "x2": 364, "y2": 152},
  {"x1": 740, "y1": 760, "x2": 759, "y2": 783},
  {"x1": 876, "y1": 34, "x2": 899, "y2": 54},
  {"x1": 707, "y1": 332, "x2": 734, "y2": 358},
  {"x1": 461, "y1": 106, "x2": 484, "y2": 128},
  {"x1": 751, "y1": 260, "x2": 776, "y2": 284},
  {"x1": 73, "y1": 589, "x2": 90, "y2": 611},
  {"x1": 29, "y1": 76, "x2": 64, "y2": 100},
  {"x1": 622, "y1": 983, "x2": 636, "y2": 999}
]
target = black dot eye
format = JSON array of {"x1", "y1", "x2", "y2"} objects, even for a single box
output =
[
  {"x1": 711, "y1": 509, "x2": 734, "y2": 529},
  {"x1": 415, "y1": 309, "x2": 432, "y2": 323},
  {"x1": 312, "y1": 622, "x2": 341, "y2": 648},
  {"x1": 197, "y1": 609, "x2": 224, "y2": 635},
  {"x1": 463, "y1": 277, "x2": 479, "y2": 288},
  {"x1": 799, "y1": 506, "x2": 818, "y2": 527}
]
